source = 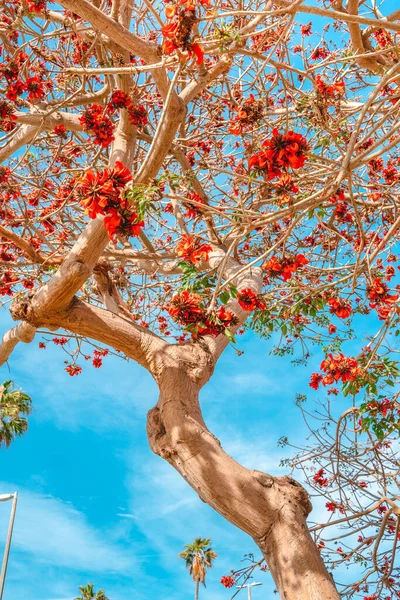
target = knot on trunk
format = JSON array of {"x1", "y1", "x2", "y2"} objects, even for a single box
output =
[
  {"x1": 10, "y1": 296, "x2": 38, "y2": 326},
  {"x1": 276, "y1": 475, "x2": 313, "y2": 517},
  {"x1": 252, "y1": 470, "x2": 274, "y2": 488},
  {"x1": 146, "y1": 406, "x2": 173, "y2": 459}
]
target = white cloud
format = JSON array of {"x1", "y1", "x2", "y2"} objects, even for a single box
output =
[{"x1": 0, "y1": 482, "x2": 134, "y2": 573}]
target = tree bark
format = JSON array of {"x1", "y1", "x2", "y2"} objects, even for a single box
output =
[
  {"x1": 146, "y1": 351, "x2": 340, "y2": 600},
  {"x1": 195, "y1": 580, "x2": 199, "y2": 600}
]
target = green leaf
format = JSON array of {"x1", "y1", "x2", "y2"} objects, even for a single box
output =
[
  {"x1": 224, "y1": 329, "x2": 236, "y2": 343},
  {"x1": 219, "y1": 291, "x2": 230, "y2": 305}
]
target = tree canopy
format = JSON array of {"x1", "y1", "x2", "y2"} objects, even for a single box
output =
[{"x1": 0, "y1": 0, "x2": 400, "y2": 598}]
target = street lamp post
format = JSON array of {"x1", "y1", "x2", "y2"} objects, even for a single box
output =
[
  {"x1": 236, "y1": 581, "x2": 263, "y2": 600},
  {"x1": 0, "y1": 492, "x2": 18, "y2": 600}
]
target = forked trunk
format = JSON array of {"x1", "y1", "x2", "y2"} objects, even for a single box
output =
[{"x1": 147, "y1": 361, "x2": 340, "y2": 600}]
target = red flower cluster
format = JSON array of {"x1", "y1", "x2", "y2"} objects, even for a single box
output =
[
  {"x1": 0, "y1": 101, "x2": 17, "y2": 132},
  {"x1": 315, "y1": 75, "x2": 345, "y2": 98},
  {"x1": 53, "y1": 124, "x2": 68, "y2": 138},
  {"x1": 167, "y1": 291, "x2": 238, "y2": 338},
  {"x1": 237, "y1": 288, "x2": 265, "y2": 311},
  {"x1": 183, "y1": 192, "x2": 205, "y2": 218},
  {"x1": 310, "y1": 353, "x2": 361, "y2": 389},
  {"x1": 176, "y1": 235, "x2": 212, "y2": 264},
  {"x1": 326, "y1": 501, "x2": 345, "y2": 514},
  {"x1": 264, "y1": 254, "x2": 308, "y2": 281},
  {"x1": 75, "y1": 162, "x2": 144, "y2": 240},
  {"x1": 373, "y1": 29, "x2": 393, "y2": 48},
  {"x1": 328, "y1": 297, "x2": 352, "y2": 319},
  {"x1": 162, "y1": 1, "x2": 205, "y2": 64},
  {"x1": 249, "y1": 129, "x2": 309, "y2": 180},
  {"x1": 78, "y1": 104, "x2": 115, "y2": 147},
  {"x1": 26, "y1": 75, "x2": 48, "y2": 101},
  {"x1": 106, "y1": 90, "x2": 148, "y2": 128},
  {"x1": 27, "y1": 0, "x2": 46, "y2": 11},
  {"x1": 313, "y1": 468, "x2": 329, "y2": 487},
  {"x1": 228, "y1": 94, "x2": 264, "y2": 135},
  {"x1": 65, "y1": 364, "x2": 82, "y2": 376},
  {"x1": 220, "y1": 576, "x2": 236, "y2": 588},
  {"x1": 367, "y1": 278, "x2": 398, "y2": 320},
  {"x1": 274, "y1": 173, "x2": 299, "y2": 204}
]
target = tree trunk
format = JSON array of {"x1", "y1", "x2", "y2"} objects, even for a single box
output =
[
  {"x1": 147, "y1": 355, "x2": 340, "y2": 600},
  {"x1": 195, "y1": 580, "x2": 199, "y2": 600}
]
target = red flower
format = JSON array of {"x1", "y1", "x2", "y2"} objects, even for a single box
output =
[
  {"x1": 328, "y1": 297, "x2": 352, "y2": 319},
  {"x1": 25, "y1": 75, "x2": 45, "y2": 101},
  {"x1": 53, "y1": 124, "x2": 67, "y2": 137},
  {"x1": 75, "y1": 162, "x2": 142, "y2": 239},
  {"x1": 128, "y1": 104, "x2": 148, "y2": 127},
  {"x1": 0, "y1": 101, "x2": 17, "y2": 131},
  {"x1": 237, "y1": 288, "x2": 265, "y2": 311},
  {"x1": 27, "y1": 0, "x2": 46, "y2": 11},
  {"x1": 220, "y1": 576, "x2": 235, "y2": 588},
  {"x1": 65, "y1": 364, "x2": 82, "y2": 376},
  {"x1": 249, "y1": 129, "x2": 309, "y2": 178},
  {"x1": 367, "y1": 278, "x2": 398, "y2": 320},
  {"x1": 6, "y1": 80, "x2": 27, "y2": 102},
  {"x1": 79, "y1": 104, "x2": 115, "y2": 147},
  {"x1": 264, "y1": 254, "x2": 308, "y2": 281},
  {"x1": 328, "y1": 324, "x2": 337, "y2": 334},
  {"x1": 106, "y1": 90, "x2": 132, "y2": 112},
  {"x1": 320, "y1": 353, "x2": 361, "y2": 385},
  {"x1": 313, "y1": 468, "x2": 329, "y2": 487},
  {"x1": 315, "y1": 75, "x2": 345, "y2": 98},
  {"x1": 309, "y1": 373, "x2": 323, "y2": 390},
  {"x1": 176, "y1": 235, "x2": 212, "y2": 264},
  {"x1": 167, "y1": 290, "x2": 203, "y2": 325}
]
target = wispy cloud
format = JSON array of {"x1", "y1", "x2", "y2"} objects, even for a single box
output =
[{"x1": 0, "y1": 482, "x2": 134, "y2": 573}]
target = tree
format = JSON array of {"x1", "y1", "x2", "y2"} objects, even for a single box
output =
[
  {"x1": 0, "y1": 381, "x2": 32, "y2": 448},
  {"x1": 0, "y1": 0, "x2": 399, "y2": 598},
  {"x1": 179, "y1": 537, "x2": 217, "y2": 600},
  {"x1": 75, "y1": 583, "x2": 109, "y2": 600}
]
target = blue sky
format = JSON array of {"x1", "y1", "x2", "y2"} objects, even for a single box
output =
[{"x1": 0, "y1": 304, "x2": 340, "y2": 600}]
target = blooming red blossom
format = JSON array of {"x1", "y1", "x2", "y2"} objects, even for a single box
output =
[
  {"x1": 53, "y1": 124, "x2": 67, "y2": 137},
  {"x1": 161, "y1": 3, "x2": 204, "y2": 64},
  {"x1": 328, "y1": 297, "x2": 352, "y2": 319},
  {"x1": 309, "y1": 373, "x2": 323, "y2": 390},
  {"x1": 79, "y1": 104, "x2": 115, "y2": 147},
  {"x1": 75, "y1": 162, "x2": 144, "y2": 239},
  {"x1": 182, "y1": 192, "x2": 205, "y2": 219},
  {"x1": 313, "y1": 468, "x2": 329, "y2": 487},
  {"x1": 237, "y1": 288, "x2": 265, "y2": 311},
  {"x1": 25, "y1": 75, "x2": 46, "y2": 101},
  {"x1": 0, "y1": 101, "x2": 17, "y2": 131},
  {"x1": 65, "y1": 364, "x2": 82, "y2": 376},
  {"x1": 27, "y1": 0, "x2": 46, "y2": 11},
  {"x1": 228, "y1": 94, "x2": 264, "y2": 135},
  {"x1": 106, "y1": 90, "x2": 132, "y2": 112},
  {"x1": 320, "y1": 353, "x2": 361, "y2": 386},
  {"x1": 176, "y1": 235, "x2": 212, "y2": 264},
  {"x1": 220, "y1": 576, "x2": 235, "y2": 588},
  {"x1": 6, "y1": 80, "x2": 27, "y2": 102},
  {"x1": 167, "y1": 290, "x2": 204, "y2": 325},
  {"x1": 367, "y1": 278, "x2": 398, "y2": 320},
  {"x1": 264, "y1": 254, "x2": 308, "y2": 282},
  {"x1": 249, "y1": 129, "x2": 309, "y2": 179},
  {"x1": 128, "y1": 104, "x2": 148, "y2": 128},
  {"x1": 315, "y1": 75, "x2": 345, "y2": 98}
]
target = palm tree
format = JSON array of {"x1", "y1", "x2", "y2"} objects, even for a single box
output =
[
  {"x1": 179, "y1": 537, "x2": 217, "y2": 600},
  {"x1": 0, "y1": 380, "x2": 32, "y2": 448},
  {"x1": 75, "y1": 583, "x2": 109, "y2": 600}
]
